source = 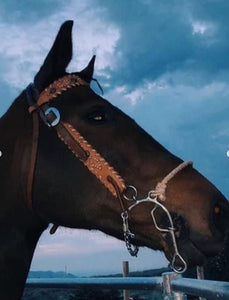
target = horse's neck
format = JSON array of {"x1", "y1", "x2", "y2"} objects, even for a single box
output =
[
  {"x1": 0, "y1": 93, "x2": 46, "y2": 299},
  {"x1": 0, "y1": 209, "x2": 44, "y2": 299}
]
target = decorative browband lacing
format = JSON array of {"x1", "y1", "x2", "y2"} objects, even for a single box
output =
[{"x1": 28, "y1": 74, "x2": 88, "y2": 113}]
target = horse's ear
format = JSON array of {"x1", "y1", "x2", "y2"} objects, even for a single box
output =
[
  {"x1": 79, "y1": 55, "x2": 96, "y2": 83},
  {"x1": 34, "y1": 20, "x2": 73, "y2": 92}
]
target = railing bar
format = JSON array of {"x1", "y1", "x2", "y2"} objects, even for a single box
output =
[
  {"x1": 26, "y1": 275, "x2": 229, "y2": 300},
  {"x1": 26, "y1": 277, "x2": 163, "y2": 291},
  {"x1": 171, "y1": 278, "x2": 229, "y2": 300}
]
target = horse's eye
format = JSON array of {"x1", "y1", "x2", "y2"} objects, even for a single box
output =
[
  {"x1": 87, "y1": 111, "x2": 107, "y2": 124},
  {"x1": 94, "y1": 115, "x2": 103, "y2": 121}
]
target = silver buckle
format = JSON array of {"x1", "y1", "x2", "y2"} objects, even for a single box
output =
[{"x1": 44, "y1": 107, "x2": 60, "y2": 127}]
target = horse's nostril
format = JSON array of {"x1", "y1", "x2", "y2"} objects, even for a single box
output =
[{"x1": 214, "y1": 205, "x2": 221, "y2": 215}]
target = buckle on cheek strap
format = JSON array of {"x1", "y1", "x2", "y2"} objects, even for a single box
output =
[{"x1": 43, "y1": 107, "x2": 60, "y2": 127}]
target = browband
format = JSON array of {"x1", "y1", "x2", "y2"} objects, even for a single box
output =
[{"x1": 28, "y1": 74, "x2": 88, "y2": 113}]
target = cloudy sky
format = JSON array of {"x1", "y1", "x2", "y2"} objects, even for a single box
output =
[{"x1": 0, "y1": 0, "x2": 229, "y2": 275}]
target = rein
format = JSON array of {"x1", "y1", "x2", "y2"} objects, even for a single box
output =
[{"x1": 26, "y1": 74, "x2": 192, "y2": 273}]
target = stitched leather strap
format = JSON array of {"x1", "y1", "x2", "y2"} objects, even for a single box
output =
[{"x1": 55, "y1": 121, "x2": 126, "y2": 197}]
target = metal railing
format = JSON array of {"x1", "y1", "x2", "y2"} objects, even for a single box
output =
[{"x1": 26, "y1": 272, "x2": 229, "y2": 300}]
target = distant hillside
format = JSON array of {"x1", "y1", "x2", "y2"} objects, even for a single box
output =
[
  {"x1": 96, "y1": 267, "x2": 170, "y2": 278},
  {"x1": 28, "y1": 270, "x2": 76, "y2": 278},
  {"x1": 28, "y1": 267, "x2": 170, "y2": 279},
  {"x1": 128, "y1": 267, "x2": 170, "y2": 277}
]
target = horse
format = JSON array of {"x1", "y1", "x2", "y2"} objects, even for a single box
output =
[{"x1": 0, "y1": 20, "x2": 228, "y2": 299}]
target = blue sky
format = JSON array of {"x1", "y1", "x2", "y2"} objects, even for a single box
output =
[{"x1": 0, "y1": 0, "x2": 228, "y2": 275}]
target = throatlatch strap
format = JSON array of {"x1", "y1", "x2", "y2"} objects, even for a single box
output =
[
  {"x1": 26, "y1": 84, "x2": 40, "y2": 211},
  {"x1": 26, "y1": 113, "x2": 39, "y2": 210}
]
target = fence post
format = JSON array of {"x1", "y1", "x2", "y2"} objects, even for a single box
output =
[
  {"x1": 123, "y1": 261, "x2": 131, "y2": 300},
  {"x1": 162, "y1": 272, "x2": 187, "y2": 300},
  {"x1": 197, "y1": 266, "x2": 206, "y2": 300}
]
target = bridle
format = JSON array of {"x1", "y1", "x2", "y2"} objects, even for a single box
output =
[{"x1": 26, "y1": 74, "x2": 192, "y2": 273}]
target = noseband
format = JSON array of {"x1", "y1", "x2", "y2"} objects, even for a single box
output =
[{"x1": 26, "y1": 74, "x2": 192, "y2": 273}]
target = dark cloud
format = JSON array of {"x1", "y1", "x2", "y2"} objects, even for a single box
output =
[{"x1": 95, "y1": 0, "x2": 229, "y2": 89}]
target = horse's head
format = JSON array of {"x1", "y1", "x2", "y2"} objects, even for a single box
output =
[{"x1": 30, "y1": 21, "x2": 229, "y2": 272}]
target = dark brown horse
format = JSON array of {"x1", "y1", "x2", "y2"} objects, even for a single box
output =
[{"x1": 0, "y1": 20, "x2": 228, "y2": 299}]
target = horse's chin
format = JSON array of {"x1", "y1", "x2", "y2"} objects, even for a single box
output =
[{"x1": 164, "y1": 239, "x2": 207, "y2": 270}]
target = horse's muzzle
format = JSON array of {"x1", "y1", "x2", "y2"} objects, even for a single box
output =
[{"x1": 211, "y1": 198, "x2": 229, "y2": 240}]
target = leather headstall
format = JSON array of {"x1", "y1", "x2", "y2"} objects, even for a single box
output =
[
  {"x1": 26, "y1": 74, "x2": 127, "y2": 233},
  {"x1": 25, "y1": 74, "x2": 193, "y2": 266}
]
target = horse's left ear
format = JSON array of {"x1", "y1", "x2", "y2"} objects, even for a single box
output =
[
  {"x1": 34, "y1": 20, "x2": 73, "y2": 92},
  {"x1": 78, "y1": 55, "x2": 96, "y2": 83}
]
